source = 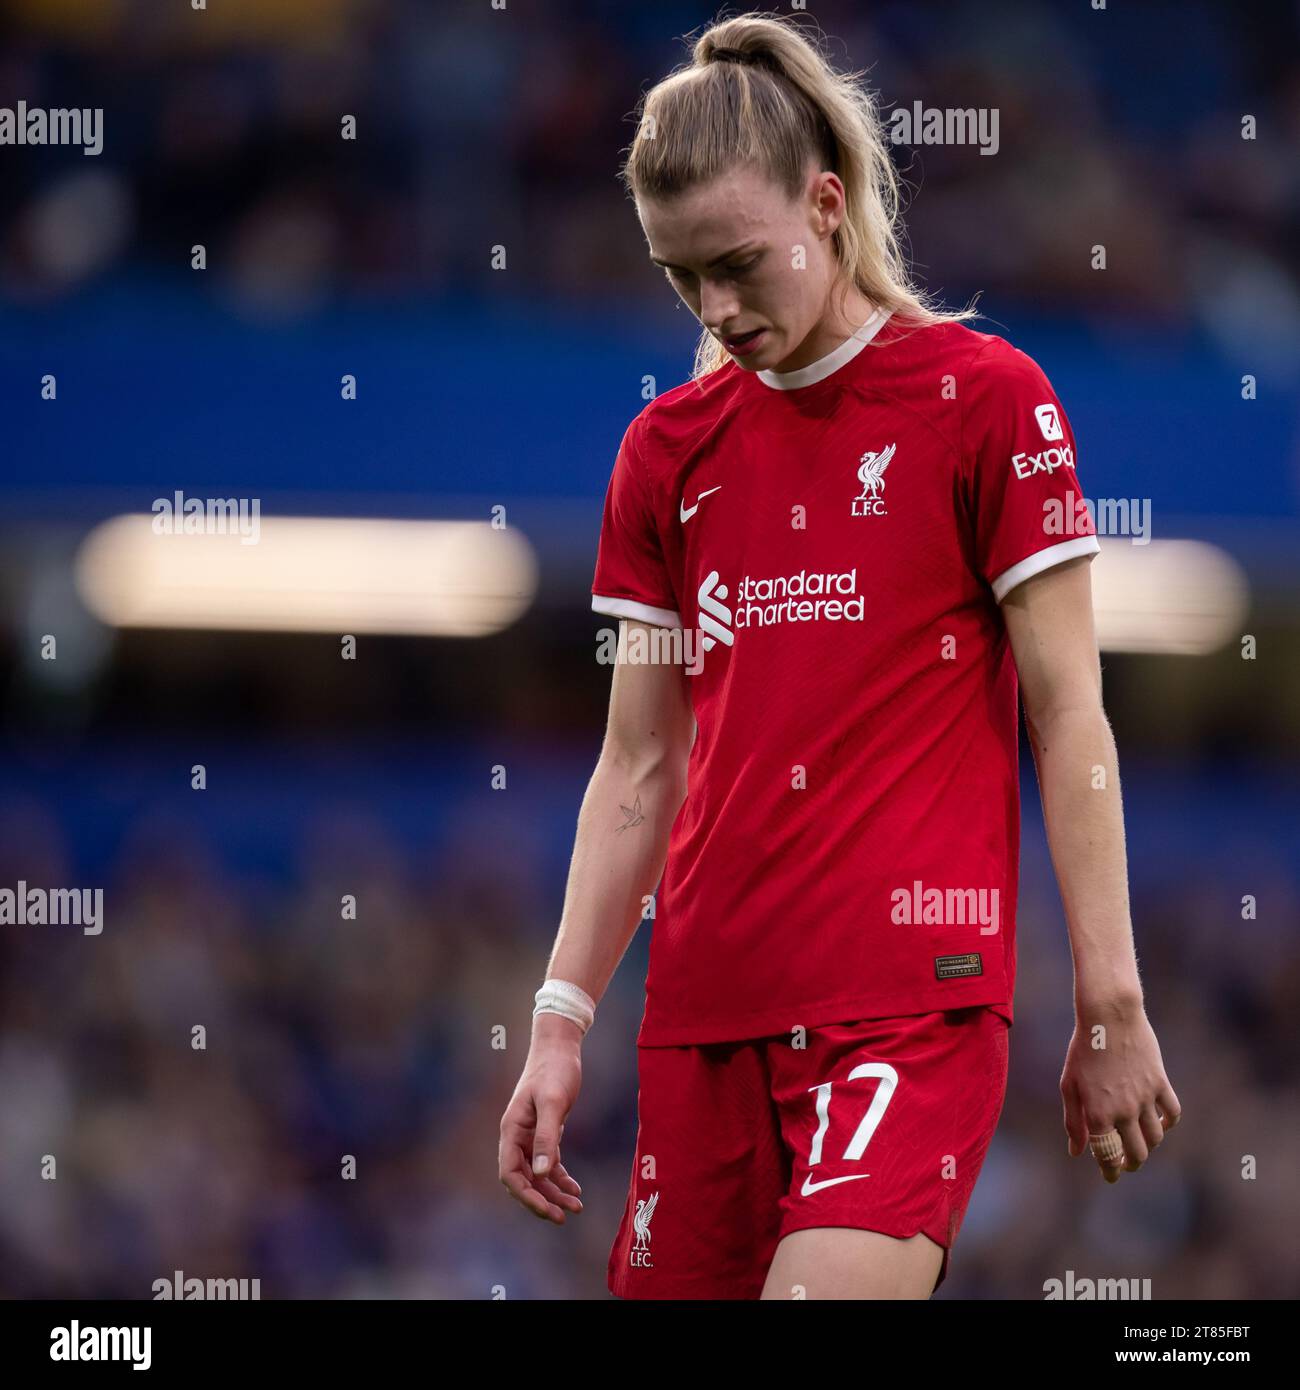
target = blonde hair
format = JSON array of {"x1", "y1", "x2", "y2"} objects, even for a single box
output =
[{"x1": 621, "y1": 11, "x2": 978, "y2": 379}]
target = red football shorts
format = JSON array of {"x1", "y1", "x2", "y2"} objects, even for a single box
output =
[{"x1": 608, "y1": 1005, "x2": 1009, "y2": 1299}]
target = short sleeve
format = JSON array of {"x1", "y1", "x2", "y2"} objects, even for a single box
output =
[
  {"x1": 962, "y1": 342, "x2": 1100, "y2": 602},
  {"x1": 591, "y1": 417, "x2": 682, "y2": 628}
]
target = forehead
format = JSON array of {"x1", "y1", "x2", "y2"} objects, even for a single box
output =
[{"x1": 638, "y1": 165, "x2": 800, "y2": 265}]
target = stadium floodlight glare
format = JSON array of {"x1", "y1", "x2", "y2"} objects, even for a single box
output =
[
  {"x1": 1089, "y1": 540, "x2": 1249, "y2": 655},
  {"x1": 74, "y1": 515, "x2": 538, "y2": 637}
]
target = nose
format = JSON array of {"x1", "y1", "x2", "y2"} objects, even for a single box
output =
[{"x1": 699, "y1": 279, "x2": 742, "y2": 334}]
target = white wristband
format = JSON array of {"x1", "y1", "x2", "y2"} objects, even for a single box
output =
[{"x1": 533, "y1": 979, "x2": 596, "y2": 1036}]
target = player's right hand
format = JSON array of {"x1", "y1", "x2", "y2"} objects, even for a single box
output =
[{"x1": 498, "y1": 1014, "x2": 586, "y2": 1223}]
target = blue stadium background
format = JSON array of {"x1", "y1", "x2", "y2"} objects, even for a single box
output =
[{"x1": 1, "y1": 0, "x2": 1298, "y2": 1298}]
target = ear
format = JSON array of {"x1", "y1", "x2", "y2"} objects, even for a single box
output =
[{"x1": 810, "y1": 169, "x2": 847, "y2": 241}]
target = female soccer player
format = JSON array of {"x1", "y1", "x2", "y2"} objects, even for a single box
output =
[{"x1": 498, "y1": 11, "x2": 1181, "y2": 1300}]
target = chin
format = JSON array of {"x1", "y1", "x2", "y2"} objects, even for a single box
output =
[{"x1": 731, "y1": 337, "x2": 781, "y2": 371}]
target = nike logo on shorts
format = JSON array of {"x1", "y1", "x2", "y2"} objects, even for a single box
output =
[{"x1": 800, "y1": 1172, "x2": 871, "y2": 1196}]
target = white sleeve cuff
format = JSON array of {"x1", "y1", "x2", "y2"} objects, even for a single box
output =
[
  {"x1": 990, "y1": 535, "x2": 1100, "y2": 602},
  {"x1": 591, "y1": 594, "x2": 682, "y2": 628}
]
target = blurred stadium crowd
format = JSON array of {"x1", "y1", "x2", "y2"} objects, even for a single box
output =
[
  {"x1": 1, "y1": 0, "x2": 1298, "y2": 1300},
  {"x1": 3, "y1": 0, "x2": 1299, "y2": 343},
  {"x1": 0, "y1": 753, "x2": 1296, "y2": 1299}
]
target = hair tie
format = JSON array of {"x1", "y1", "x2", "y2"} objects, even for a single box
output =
[{"x1": 710, "y1": 46, "x2": 758, "y2": 66}]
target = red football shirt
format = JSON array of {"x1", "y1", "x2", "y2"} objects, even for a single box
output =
[{"x1": 591, "y1": 309, "x2": 1099, "y2": 1046}]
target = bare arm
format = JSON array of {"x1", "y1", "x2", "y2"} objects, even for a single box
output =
[
  {"x1": 1003, "y1": 557, "x2": 1181, "y2": 1180},
  {"x1": 499, "y1": 620, "x2": 693, "y2": 1221},
  {"x1": 1004, "y1": 558, "x2": 1139, "y2": 1011},
  {"x1": 545, "y1": 621, "x2": 694, "y2": 1001}
]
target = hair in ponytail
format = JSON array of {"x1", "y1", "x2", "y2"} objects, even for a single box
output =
[{"x1": 621, "y1": 11, "x2": 977, "y2": 379}]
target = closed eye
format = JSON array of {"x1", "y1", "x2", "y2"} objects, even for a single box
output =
[{"x1": 660, "y1": 253, "x2": 762, "y2": 283}]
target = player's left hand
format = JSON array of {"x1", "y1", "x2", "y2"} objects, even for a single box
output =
[{"x1": 1060, "y1": 1001, "x2": 1181, "y2": 1183}]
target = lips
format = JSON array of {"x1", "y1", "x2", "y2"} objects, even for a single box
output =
[{"x1": 723, "y1": 327, "x2": 767, "y2": 357}]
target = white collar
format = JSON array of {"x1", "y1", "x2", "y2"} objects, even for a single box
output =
[{"x1": 756, "y1": 305, "x2": 892, "y2": 390}]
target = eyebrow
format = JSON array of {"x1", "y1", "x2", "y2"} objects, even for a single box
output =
[{"x1": 650, "y1": 243, "x2": 760, "y2": 271}]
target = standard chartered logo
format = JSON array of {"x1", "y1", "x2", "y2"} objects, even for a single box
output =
[
  {"x1": 696, "y1": 566, "x2": 865, "y2": 655},
  {"x1": 697, "y1": 571, "x2": 734, "y2": 651}
]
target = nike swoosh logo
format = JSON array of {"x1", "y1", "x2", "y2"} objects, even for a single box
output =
[
  {"x1": 800, "y1": 1172, "x2": 871, "y2": 1196},
  {"x1": 679, "y1": 486, "x2": 722, "y2": 522}
]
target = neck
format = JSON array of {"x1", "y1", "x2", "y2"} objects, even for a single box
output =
[{"x1": 773, "y1": 288, "x2": 879, "y2": 373}]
